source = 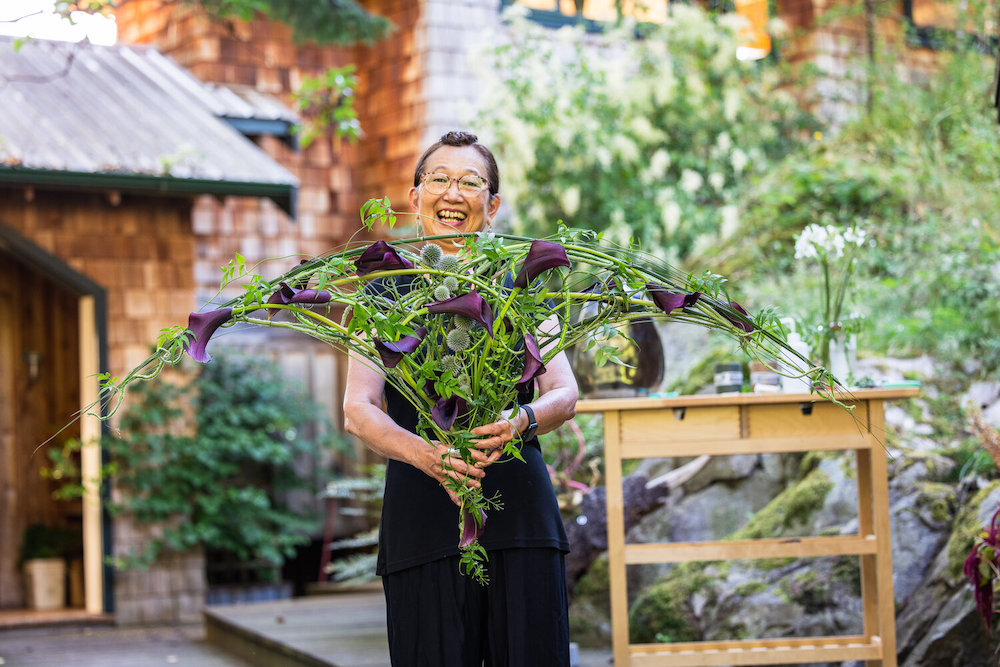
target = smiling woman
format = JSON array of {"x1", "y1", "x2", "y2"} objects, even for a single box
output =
[{"x1": 408, "y1": 132, "x2": 502, "y2": 254}]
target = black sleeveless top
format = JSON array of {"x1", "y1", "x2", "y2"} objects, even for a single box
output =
[{"x1": 370, "y1": 275, "x2": 569, "y2": 575}]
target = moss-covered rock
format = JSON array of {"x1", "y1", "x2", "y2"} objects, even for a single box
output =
[
  {"x1": 731, "y1": 467, "x2": 834, "y2": 541},
  {"x1": 915, "y1": 481, "x2": 958, "y2": 525},
  {"x1": 628, "y1": 563, "x2": 709, "y2": 643},
  {"x1": 569, "y1": 554, "x2": 612, "y2": 648}
]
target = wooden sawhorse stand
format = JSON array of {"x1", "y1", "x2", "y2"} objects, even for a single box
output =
[{"x1": 577, "y1": 388, "x2": 918, "y2": 666}]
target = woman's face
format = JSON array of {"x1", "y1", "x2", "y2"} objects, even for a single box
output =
[{"x1": 408, "y1": 145, "x2": 500, "y2": 254}]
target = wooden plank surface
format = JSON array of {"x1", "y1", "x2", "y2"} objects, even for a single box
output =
[
  {"x1": 624, "y1": 535, "x2": 877, "y2": 564},
  {"x1": 577, "y1": 387, "x2": 919, "y2": 412},
  {"x1": 627, "y1": 635, "x2": 882, "y2": 666},
  {"x1": 620, "y1": 434, "x2": 870, "y2": 458}
]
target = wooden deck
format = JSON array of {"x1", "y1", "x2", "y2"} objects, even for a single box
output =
[
  {"x1": 205, "y1": 589, "x2": 613, "y2": 666},
  {"x1": 0, "y1": 590, "x2": 612, "y2": 666},
  {"x1": 0, "y1": 607, "x2": 112, "y2": 630}
]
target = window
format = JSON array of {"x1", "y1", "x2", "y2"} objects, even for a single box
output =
[
  {"x1": 501, "y1": 0, "x2": 771, "y2": 59},
  {"x1": 902, "y1": 0, "x2": 998, "y2": 52}
]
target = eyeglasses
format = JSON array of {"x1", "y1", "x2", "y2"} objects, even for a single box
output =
[{"x1": 421, "y1": 172, "x2": 489, "y2": 197}]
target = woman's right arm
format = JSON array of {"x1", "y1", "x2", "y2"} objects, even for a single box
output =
[{"x1": 342, "y1": 354, "x2": 487, "y2": 505}]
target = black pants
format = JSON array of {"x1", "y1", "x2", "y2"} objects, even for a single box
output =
[{"x1": 381, "y1": 548, "x2": 570, "y2": 667}]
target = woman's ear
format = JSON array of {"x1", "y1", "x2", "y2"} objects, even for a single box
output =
[
  {"x1": 487, "y1": 193, "x2": 501, "y2": 222},
  {"x1": 408, "y1": 186, "x2": 420, "y2": 212}
]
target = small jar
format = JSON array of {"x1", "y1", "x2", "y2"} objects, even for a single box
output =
[
  {"x1": 714, "y1": 362, "x2": 743, "y2": 393},
  {"x1": 749, "y1": 360, "x2": 780, "y2": 392}
]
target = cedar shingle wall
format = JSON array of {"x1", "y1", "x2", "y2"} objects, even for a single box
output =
[
  {"x1": 115, "y1": 0, "x2": 424, "y2": 268},
  {"x1": 0, "y1": 191, "x2": 195, "y2": 377}
]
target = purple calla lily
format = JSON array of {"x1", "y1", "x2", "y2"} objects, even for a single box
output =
[
  {"x1": 267, "y1": 282, "x2": 297, "y2": 306},
  {"x1": 723, "y1": 301, "x2": 755, "y2": 333},
  {"x1": 355, "y1": 240, "x2": 414, "y2": 276},
  {"x1": 513, "y1": 240, "x2": 571, "y2": 289},
  {"x1": 459, "y1": 506, "x2": 487, "y2": 547},
  {"x1": 373, "y1": 327, "x2": 427, "y2": 368},
  {"x1": 266, "y1": 283, "x2": 331, "y2": 318},
  {"x1": 289, "y1": 288, "x2": 332, "y2": 304},
  {"x1": 646, "y1": 283, "x2": 701, "y2": 314},
  {"x1": 516, "y1": 333, "x2": 546, "y2": 394},
  {"x1": 184, "y1": 308, "x2": 233, "y2": 363},
  {"x1": 432, "y1": 394, "x2": 467, "y2": 431},
  {"x1": 427, "y1": 291, "x2": 495, "y2": 338}
]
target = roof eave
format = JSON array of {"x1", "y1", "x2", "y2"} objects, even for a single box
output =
[{"x1": 0, "y1": 167, "x2": 298, "y2": 218}]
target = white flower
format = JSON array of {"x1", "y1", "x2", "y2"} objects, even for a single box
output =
[
  {"x1": 843, "y1": 226, "x2": 868, "y2": 246},
  {"x1": 646, "y1": 149, "x2": 671, "y2": 182},
  {"x1": 709, "y1": 172, "x2": 725, "y2": 190},
  {"x1": 661, "y1": 200, "x2": 682, "y2": 234},
  {"x1": 720, "y1": 205, "x2": 739, "y2": 238},
  {"x1": 560, "y1": 186, "x2": 581, "y2": 217},
  {"x1": 731, "y1": 148, "x2": 749, "y2": 172},
  {"x1": 680, "y1": 169, "x2": 703, "y2": 193},
  {"x1": 716, "y1": 132, "x2": 732, "y2": 153},
  {"x1": 612, "y1": 134, "x2": 640, "y2": 163}
]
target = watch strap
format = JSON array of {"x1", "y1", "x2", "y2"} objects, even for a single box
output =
[{"x1": 521, "y1": 404, "x2": 538, "y2": 440}]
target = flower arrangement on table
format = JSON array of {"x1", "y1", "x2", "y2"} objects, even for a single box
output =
[
  {"x1": 97, "y1": 199, "x2": 833, "y2": 584},
  {"x1": 793, "y1": 220, "x2": 871, "y2": 378}
]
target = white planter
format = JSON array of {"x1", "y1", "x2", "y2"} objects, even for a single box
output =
[{"x1": 24, "y1": 558, "x2": 66, "y2": 610}]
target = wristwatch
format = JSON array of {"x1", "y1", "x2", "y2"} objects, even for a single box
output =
[{"x1": 520, "y1": 404, "x2": 538, "y2": 441}]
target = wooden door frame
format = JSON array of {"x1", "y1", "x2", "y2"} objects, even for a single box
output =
[{"x1": 0, "y1": 223, "x2": 111, "y2": 615}]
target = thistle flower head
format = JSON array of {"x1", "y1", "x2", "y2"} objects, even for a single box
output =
[
  {"x1": 443, "y1": 276, "x2": 459, "y2": 292},
  {"x1": 447, "y1": 328, "x2": 471, "y2": 352},
  {"x1": 434, "y1": 285, "x2": 452, "y2": 301},
  {"x1": 439, "y1": 355, "x2": 459, "y2": 373},
  {"x1": 420, "y1": 243, "x2": 444, "y2": 267},
  {"x1": 438, "y1": 255, "x2": 460, "y2": 273},
  {"x1": 453, "y1": 314, "x2": 473, "y2": 331}
]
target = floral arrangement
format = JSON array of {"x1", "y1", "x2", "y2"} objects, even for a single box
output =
[
  {"x1": 97, "y1": 199, "x2": 831, "y2": 584},
  {"x1": 793, "y1": 221, "x2": 870, "y2": 370}
]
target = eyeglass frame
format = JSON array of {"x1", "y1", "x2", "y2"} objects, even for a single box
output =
[{"x1": 419, "y1": 172, "x2": 491, "y2": 197}]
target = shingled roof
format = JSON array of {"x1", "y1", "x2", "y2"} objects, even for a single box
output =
[{"x1": 0, "y1": 36, "x2": 299, "y2": 214}]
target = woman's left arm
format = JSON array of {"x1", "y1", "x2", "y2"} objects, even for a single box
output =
[{"x1": 470, "y1": 314, "x2": 579, "y2": 454}]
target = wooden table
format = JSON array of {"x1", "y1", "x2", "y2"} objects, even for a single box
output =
[{"x1": 576, "y1": 388, "x2": 919, "y2": 667}]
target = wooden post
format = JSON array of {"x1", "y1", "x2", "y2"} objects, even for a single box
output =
[
  {"x1": 78, "y1": 295, "x2": 104, "y2": 615},
  {"x1": 604, "y1": 409, "x2": 630, "y2": 667}
]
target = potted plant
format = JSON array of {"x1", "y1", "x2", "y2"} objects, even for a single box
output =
[{"x1": 19, "y1": 524, "x2": 71, "y2": 610}]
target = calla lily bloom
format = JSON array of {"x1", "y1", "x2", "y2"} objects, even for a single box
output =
[
  {"x1": 355, "y1": 240, "x2": 414, "y2": 276},
  {"x1": 647, "y1": 283, "x2": 701, "y2": 314},
  {"x1": 427, "y1": 291, "x2": 495, "y2": 338},
  {"x1": 513, "y1": 240, "x2": 571, "y2": 289},
  {"x1": 459, "y1": 507, "x2": 487, "y2": 547},
  {"x1": 723, "y1": 301, "x2": 755, "y2": 333},
  {"x1": 289, "y1": 288, "x2": 332, "y2": 304},
  {"x1": 432, "y1": 394, "x2": 467, "y2": 431},
  {"x1": 269, "y1": 281, "x2": 332, "y2": 305},
  {"x1": 184, "y1": 308, "x2": 233, "y2": 363},
  {"x1": 516, "y1": 333, "x2": 546, "y2": 394},
  {"x1": 267, "y1": 282, "x2": 297, "y2": 306},
  {"x1": 373, "y1": 327, "x2": 427, "y2": 368}
]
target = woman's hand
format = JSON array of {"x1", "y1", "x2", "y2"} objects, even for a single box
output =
[
  {"x1": 415, "y1": 441, "x2": 489, "y2": 506},
  {"x1": 469, "y1": 416, "x2": 517, "y2": 469}
]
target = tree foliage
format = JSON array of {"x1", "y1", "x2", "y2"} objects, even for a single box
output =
[
  {"x1": 106, "y1": 351, "x2": 338, "y2": 568},
  {"x1": 39, "y1": 0, "x2": 393, "y2": 46},
  {"x1": 475, "y1": 6, "x2": 816, "y2": 265}
]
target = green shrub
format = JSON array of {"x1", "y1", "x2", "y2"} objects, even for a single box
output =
[{"x1": 107, "y1": 350, "x2": 339, "y2": 569}]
